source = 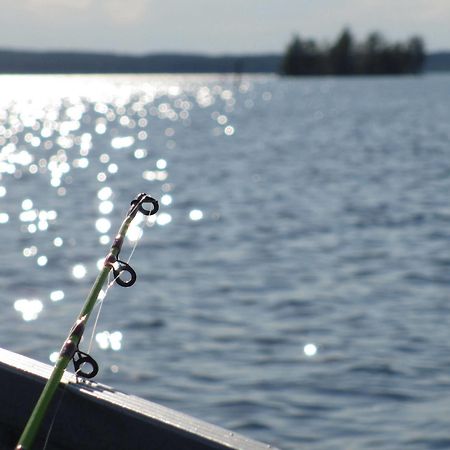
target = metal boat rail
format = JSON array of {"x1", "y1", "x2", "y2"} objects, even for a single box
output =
[{"x1": 0, "y1": 348, "x2": 274, "y2": 450}]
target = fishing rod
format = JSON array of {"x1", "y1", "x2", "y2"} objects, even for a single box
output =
[{"x1": 16, "y1": 192, "x2": 159, "y2": 450}]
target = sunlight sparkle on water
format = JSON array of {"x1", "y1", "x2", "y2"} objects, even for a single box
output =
[
  {"x1": 108, "y1": 163, "x2": 118, "y2": 174},
  {"x1": 95, "y1": 123, "x2": 107, "y2": 134},
  {"x1": 217, "y1": 115, "x2": 228, "y2": 125},
  {"x1": 46, "y1": 210, "x2": 57, "y2": 220},
  {"x1": 96, "y1": 258, "x2": 105, "y2": 270},
  {"x1": 97, "y1": 172, "x2": 107, "y2": 182},
  {"x1": 22, "y1": 199, "x2": 33, "y2": 210},
  {"x1": 100, "y1": 154, "x2": 110, "y2": 164},
  {"x1": 99, "y1": 200, "x2": 114, "y2": 214},
  {"x1": 96, "y1": 218, "x2": 111, "y2": 233},
  {"x1": 0, "y1": 213, "x2": 9, "y2": 224},
  {"x1": 53, "y1": 237, "x2": 63, "y2": 247},
  {"x1": 161, "y1": 194, "x2": 172, "y2": 206},
  {"x1": 37, "y1": 255, "x2": 48, "y2": 266},
  {"x1": 304, "y1": 343, "x2": 317, "y2": 357},
  {"x1": 50, "y1": 290, "x2": 64, "y2": 302},
  {"x1": 38, "y1": 220, "x2": 48, "y2": 231},
  {"x1": 126, "y1": 225, "x2": 143, "y2": 242},
  {"x1": 111, "y1": 136, "x2": 134, "y2": 149},
  {"x1": 99, "y1": 235, "x2": 110, "y2": 245},
  {"x1": 73, "y1": 158, "x2": 89, "y2": 169},
  {"x1": 50, "y1": 177, "x2": 61, "y2": 187},
  {"x1": 72, "y1": 264, "x2": 87, "y2": 279},
  {"x1": 156, "y1": 159, "x2": 167, "y2": 170},
  {"x1": 156, "y1": 212, "x2": 172, "y2": 226},
  {"x1": 14, "y1": 299, "x2": 43, "y2": 321},
  {"x1": 224, "y1": 126, "x2": 235, "y2": 136},
  {"x1": 9, "y1": 150, "x2": 33, "y2": 166},
  {"x1": 98, "y1": 186, "x2": 112, "y2": 201},
  {"x1": 134, "y1": 149, "x2": 147, "y2": 159},
  {"x1": 143, "y1": 170, "x2": 168, "y2": 181},
  {"x1": 23, "y1": 246, "x2": 37, "y2": 257},
  {"x1": 189, "y1": 209, "x2": 203, "y2": 221},
  {"x1": 96, "y1": 331, "x2": 123, "y2": 351},
  {"x1": 20, "y1": 210, "x2": 37, "y2": 222}
]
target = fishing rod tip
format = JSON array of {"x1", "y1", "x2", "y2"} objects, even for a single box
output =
[{"x1": 130, "y1": 193, "x2": 159, "y2": 216}]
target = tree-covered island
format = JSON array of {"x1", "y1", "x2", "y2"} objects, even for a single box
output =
[{"x1": 281, "y1": 28, "x2": 425, "y2": 76}]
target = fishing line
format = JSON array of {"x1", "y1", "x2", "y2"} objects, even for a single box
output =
[
  {"x1": 42, "y1": 386, "x2": 66, "y2": 450},
  {"x1": 43, "y1": 218, "x2": 143, "y2": 450},
  {"x1": 43, "y1": 361, "x2": 85, "y2": 450},
  {"x1": 16, "y1": 193, "x2": 159, "y2": 450},
  {"x1": 42, "y1": 355, "x2": 95, "y2": 450},
  {"x1": 86, "y1": 236, "x2": 140, "y2": 356}
]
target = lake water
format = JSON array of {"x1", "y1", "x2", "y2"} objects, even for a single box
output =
[{"x1": 1, "y1": 73, "x2": 450, "y2": 449}]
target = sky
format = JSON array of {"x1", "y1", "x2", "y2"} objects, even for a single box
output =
[{"x1": 0, "y1": 0, "x2": 449, "y2": 55}]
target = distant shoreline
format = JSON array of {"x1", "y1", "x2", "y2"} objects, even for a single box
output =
[{"x1": 0, "y1": 49, "x2": 449, "y2": 74}]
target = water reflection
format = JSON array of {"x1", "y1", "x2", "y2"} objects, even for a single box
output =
[
  {"x1": 97, "y1": 172, "x2": 107, "y2": 182},
  {"x1": 134, "y1": 148, "x2": 147, "y2": 159},
  {"x1": 1, "y1": 74, "x2": 255, "y2": 366},
  {"x1": 127, "y1": 224, "x2": 143, "y2": 242},
  {"x1": 111, "y1": 136, "x2": 134, "y2": 149},
  {"x1": 161, "y1": 194, "x2": 172, "y2": 206},
  {"x1": 99, "y1": 201, "x2": 114, "y2": 214},
  {"x1": 224, "y1": 125, "x2": 235, "y2": 136},
  {"x1": 22, "y1": 198, "x2": 33, "y2": 210},
  {"x1": 156, "y1": 158, "x2": 167, "y2": 169},
  {"x1": 37, "y1": 255, "x2": 48, "y2": 266},
  {"x1": 96, "y1": 331, "x2": 123, "y2": 351},
  {"x1": 107, "y1": 163, "x2": 118, "y2": 174},
  {"x1": 72, "y1": 264, "x2": 87, "y2": 279},
  {"x1": 14, "y1": 299, "x2": 43, "y2": 321},
  {"x1": 99, "y1": 235, "x2": 110, "y2": 245},
  {"x1": 23, "y1": 246, "x2": 38, "y2": 257},
  {"x1": 98, "y1": 186, "x2": 113, "y2": 200},
  {"x1": 50, "y1": 290, "x2": 64, "y2": 302},
  {"x1": 303, "y1": 343, "x2": 318, "y2": 357},
  {"x1": 95, "y1": 218, "x2": 111, "y2": 234},
  {"x1": 189, "y1": 209, "x2": 203, "y2": 221},
  {"x1": 53, "y1": 237, "x2": 63, "y2": 247},
  {"x1": 156, "y1": 212, "x2": 172, "y2": 226}
]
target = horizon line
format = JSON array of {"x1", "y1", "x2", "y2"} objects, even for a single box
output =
[{"x1": 1, "y1": 47, "x2": 450, "y2": 57}]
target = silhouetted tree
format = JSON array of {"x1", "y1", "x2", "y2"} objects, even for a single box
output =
[
  {"x1": 281, "y1": 35, "x2": 304, "y2": 75},
  {"x1": 329, "y1": 28, "x2": 355, "y2": 74},
  {"x1": 301, "y1": 39, "x2": 326, "y2": 75},
  {"x1": 361, "y1": 32, "x2": 386, "y2": 74},
  {"x1": 281, "y1": 28, "x2": 426, "y2": 76},
  {"x1": 407, "y1": 36, "x2": 425, "y2": 73},
  {"x1": 281, "y1": 35, "x2": 327, "y2": 75}
]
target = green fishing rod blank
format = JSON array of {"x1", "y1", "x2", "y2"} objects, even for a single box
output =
[{"x1": 15, "y1": 193, "x2": 158, "y2": 450}]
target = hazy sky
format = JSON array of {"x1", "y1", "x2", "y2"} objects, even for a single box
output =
[{"x1": 0, "y1": 0, "x2": 448, "y2": 54}]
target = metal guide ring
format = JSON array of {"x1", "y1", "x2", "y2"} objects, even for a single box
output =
[
  {"x1": 113, "y1": 260, "x2": 137, "y2": 287},
  {"x1": 131, "y1": 195, "x2": 159, "y2": 216},
  {"x1": 73, "y1": 350, "x2": 99, "y2": 379}
]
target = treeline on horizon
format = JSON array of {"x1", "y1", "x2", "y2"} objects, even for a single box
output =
[{"x1": 282, "y1": 28, "x2": 425, "y2": 76}]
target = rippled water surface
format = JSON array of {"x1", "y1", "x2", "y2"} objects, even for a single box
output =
[{"x1": 1, "y1": 74, "x2": 450, "y2": 449}]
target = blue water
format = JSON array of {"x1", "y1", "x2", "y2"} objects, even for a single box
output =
[{"x1": 1, "y1": 73, "x2": 450, "y2": 449}]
